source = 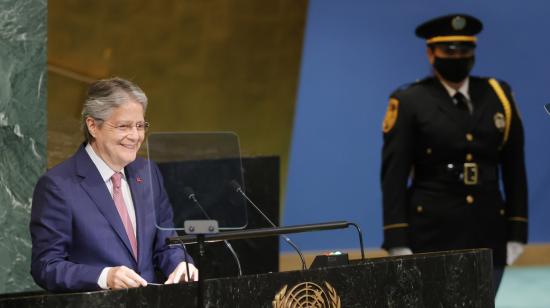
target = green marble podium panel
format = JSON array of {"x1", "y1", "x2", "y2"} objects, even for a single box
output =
[{"x1": 0, "y1": 0, "x2": 47, "y2": 294}]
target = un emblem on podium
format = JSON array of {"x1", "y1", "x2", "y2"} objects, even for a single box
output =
[{"x1": 272, "y1": 281, "x2": 341, "y2": 308}]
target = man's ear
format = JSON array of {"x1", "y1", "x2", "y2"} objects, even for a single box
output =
[{"x1": 85, "y1": 117, "x2": 97, "y2": 139}]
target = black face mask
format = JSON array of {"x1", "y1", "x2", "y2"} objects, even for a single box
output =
[{"x1": 433, "y1": 56, "x2": 475, "y2": 83}]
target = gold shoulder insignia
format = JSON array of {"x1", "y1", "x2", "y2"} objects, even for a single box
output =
[{"x1": 382, "y1": 98, "x2": 399, "y2": 133}]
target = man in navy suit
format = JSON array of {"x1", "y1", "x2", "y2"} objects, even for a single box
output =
[{"x1": 30, "y1": 77, "x2": 198, "y2": 292}]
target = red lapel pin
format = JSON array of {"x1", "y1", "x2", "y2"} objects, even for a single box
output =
[{"x1": 136, "y1": 176, "x2": 143, "y2": 183}]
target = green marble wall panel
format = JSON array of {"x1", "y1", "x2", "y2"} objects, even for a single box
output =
[{"x1": 0, "y1": 0, "x2": 47, "y2": 293}]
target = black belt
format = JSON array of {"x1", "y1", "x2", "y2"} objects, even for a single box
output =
[{"x1": 414, "y1": 162, "x2": 499, "y2": 186}]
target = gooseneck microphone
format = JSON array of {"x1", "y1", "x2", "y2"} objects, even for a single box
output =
[
  {"x1": 184, "y1": 187, "x2": 243, "y2": 276},
  {"x1": 183, "y1": 187, "x2": 208, "y2": 217},
  {"x1": 230, "y1": 180, "x2": 307, "y2": 271}
]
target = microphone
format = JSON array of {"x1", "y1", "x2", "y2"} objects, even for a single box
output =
[
  {"x1": 184, "y1": 187, "x2": 209, "y2": 217},
  {"x1": 230, "y1": 180, "x2": 307, "y2": 270},
  {"x1": 184, "y1": 187, "x2": 243, "y2": 276}
]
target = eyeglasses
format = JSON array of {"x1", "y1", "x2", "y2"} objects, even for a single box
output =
[{"x1": 101, "y1": 121, "x2": 150, "y2": 133}]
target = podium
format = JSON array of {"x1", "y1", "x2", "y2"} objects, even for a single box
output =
[{"x1": 0, "y1": 249, "x2": 494, "y2": 307}]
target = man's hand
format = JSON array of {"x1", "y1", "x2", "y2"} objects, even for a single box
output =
[
  {"x1": 107, "y1": 266, "x2": 147, "y2": 289},
  {"x1": 165, "y1": 262, "x2": 199, "y2": 284}
]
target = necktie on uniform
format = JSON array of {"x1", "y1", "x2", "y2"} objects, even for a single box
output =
[
  {"x1": 453, "y1": 92, "x2": 472, "y2": 114},
  {"x1": 111, "y1": 172, "x2": 138, "y2": 260}
]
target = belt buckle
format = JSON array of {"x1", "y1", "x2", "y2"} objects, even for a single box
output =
[{"x1": 464, "y1": 162, "x2": 478, "y2": 185}]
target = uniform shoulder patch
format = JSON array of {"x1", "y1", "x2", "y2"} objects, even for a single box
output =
[{"x1": 382, "y1": 98, "x2": 399, "y2": 133}]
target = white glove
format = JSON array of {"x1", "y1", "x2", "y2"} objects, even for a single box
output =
[
  {"x1": 388, "y1": 247, "x2": 413, "y2": 256},
  {"x1": 506, "y1": 241, "x2": 524, "y2": 265}
]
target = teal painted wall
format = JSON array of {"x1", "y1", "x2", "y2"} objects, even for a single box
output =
[{"x1": 0, "y1": 0, "x2": 47, "y2": 293}]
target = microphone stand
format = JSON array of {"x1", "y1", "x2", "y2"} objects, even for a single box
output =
[
  {"x1": 167, "y1": 220, "x2": 365, "y2": 262},
  {"x1": 197, "y1": 234, "x2": 205, "y2": 308},
  {"x1": 185, "y1": 188, "x2": 243, "y2": 276},
  {"x1": 231, "y1": 182, "x2": 307, "y2": 270},
  {"x1": 180, "y1": 220, "x2": 219, "y2": 308}
]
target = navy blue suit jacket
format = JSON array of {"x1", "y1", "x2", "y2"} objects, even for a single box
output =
[{"x1": 30, "y1": 145, "x2": 191, "y2": 292}]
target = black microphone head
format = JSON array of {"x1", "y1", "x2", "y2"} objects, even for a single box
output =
[
  {"x1": 183, "y1": 186, "x2": 195, "y2": 199},
  {"x1": 229, "y1": 180, "x2": 242, "y2": 192},
  {"x1": 545, "y1": 103, "x2": 550, "y2": 116}
]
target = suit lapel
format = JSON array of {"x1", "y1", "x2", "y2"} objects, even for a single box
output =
[
  {"x1": 469, "y1": 77, "x2": 492, "y2": 130},
  {"x1": 75, "y1": 146, "x2": 136, "y2": 263},
  {"x1": 125, "y1": 161, "x2": 148, "y2": 267}
]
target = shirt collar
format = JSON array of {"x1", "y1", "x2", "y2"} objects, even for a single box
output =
[
  {"x1": 85, "y1": 143, "x2": 126, "y2": 183},
  {"x1": 439, "y1": 77, "x2": 470, "y2": 101}
]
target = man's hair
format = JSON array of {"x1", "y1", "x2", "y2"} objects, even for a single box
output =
[{"x1": 81, "y1": 77, "x2": 148, "y2": 142}]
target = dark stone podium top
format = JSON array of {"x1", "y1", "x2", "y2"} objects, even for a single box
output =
[{"x1": 0, "y1": 248, "x2": 494, "y2": 308}]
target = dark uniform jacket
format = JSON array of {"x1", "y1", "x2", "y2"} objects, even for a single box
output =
[{"x1": 381, "y1": 76, "x2": 528, "y2": 266}]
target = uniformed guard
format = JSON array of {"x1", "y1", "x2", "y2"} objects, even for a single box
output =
[{"x1": 380, "y1": 14, "x2": 528, "y2": 293}]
